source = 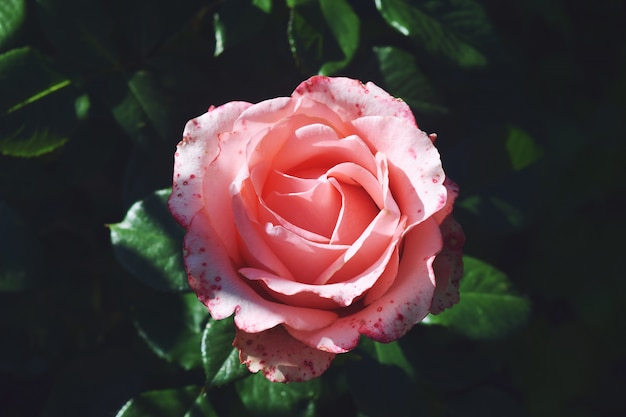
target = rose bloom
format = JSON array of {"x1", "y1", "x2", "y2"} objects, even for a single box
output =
[{"x1": 169, "y1": 76, "x2": 464, "y2": 382}]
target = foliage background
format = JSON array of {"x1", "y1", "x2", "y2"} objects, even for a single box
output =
[{"x1": 1, "y1": 0, "x2": 624, "y2": 416}]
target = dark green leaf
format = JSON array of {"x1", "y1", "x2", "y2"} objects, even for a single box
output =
[
  {"x1": 35, "y1": 0, "x2": 119, "y2": 68},
  {"x1": 318, "y1": 0, "x2": 360, "y2": 75},
  {"x1": 288, "y1": 0, "x2": 354, "y2": 75},
  {"x1": 184, "y1": 392, "x2": 219, "y2": 417},
  {"x1": 374, "y1": 45, "x2": 448, "y2": 115},
  {"x1": 109, "y1": 0, "x2": 203, "y2": 58},
  {"x1": 110, "y1": 188, "x2": 188, "y2": 292},
  {"x1": 132, "y1": 292, "x2": 208, "y2": 370},
  {"x1": 108, "y1": 70, "x2": 177, "y2": 147},
  {"x1": 253, "y1": 0, "x2": 273, "y2": 13},
  {"x1": 115, "y1": 386, "x2": 202, "y2": 417},
  {"x1": 358, "y1": 338, "x2": 416, "y2": 382},
  {"x1": 375, "y1": 0, "x2": 492, "y2": 68},
  {"x1": 214, "y1": 0, "x2": 272, "y2": 56},
  {"x1": 424, "y1": 256, "x2": 530, "y2": 339},
  {"x1": 0, "y1": 47, "x2": 85, "y2": 157},
  {"x1": 236, "y1": 373, "x2": 321, "y2": 417},
  {"x1": 0, "y1": 203, "x2": 44, "y2": 291},
  {"x1": 506, "y1": 126, "x2": 544, "y2": 170},
  {"x1": 202, "y1": 317, "x2": 248, "y2": 387},
  {"x1": 0, "y1": 0, "x2": 26, "y2": 51}
]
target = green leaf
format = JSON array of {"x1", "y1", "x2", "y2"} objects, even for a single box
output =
[
  {"x1": 236, "y1": 373, "x2": 321, "y2": 417},
  {"x1": 374, "y1": 45, "x2": 448, "y2": 115},
  {"x1": 318, "y1": 0, "x2": 360, "y2": 75},
  {"x1": 184, "y1": 392, "x2": 220, "y2": 417},
  {"x1": 202, "y1": 317, "x2": 248, "y2": 387},
  {"x1": 115, "y1": 386, "x2": 202, "y2": 417},
  {"x1": 288, "y1": 0, "x2": 358, "y2": 75},
  {"x1": 0, "y1": 0, "x2": 26, "y2": 51},
  {"x1": 35, "y1": 0, "x2": 119, "y2": 68},
  {"x1": 108, "y1": 70, "x2": 176, "y2": 147},
  {"x1": 214, "y1": 0, "x2": 272, "y2": 56},
  {"x1": 110, "y1": 188, "x2": 188, "y2": 292},
  {"x1": 375, "y1": 0, "x2": 492, "y2": 68},
  {"x1": 506, "y1": 126, "x2": 544, "y2": 170},
  {"x1": 132, "y1": 292, "x2": 208, "y2": 370},
  {"x1": 0, "y1": 202, "x2": 45, "y2": 291},
  {"x1": 253, "y1": 0, "x2": 273, "y2": 13},
  {"x1": 424, "y1": 256, "x2": 530, "y2": 339},
  {"x1": 358, "y1": 338, "x2": 416, "y2": 382},
  {"x1": 0, "y1": 47, "x2": 85, "y2": 157},
  {"x1": 109, "y1": 0, "x2": 203, "y2": 58}
]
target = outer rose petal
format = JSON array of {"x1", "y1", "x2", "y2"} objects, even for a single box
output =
[
  {"x1": 431, "y1": 215, "x2": 465, "y2": 314},
  {"x1": 234, "y1": 326, "x2": 335, "y2": 383},
  {"x1": 169, "y1": 101, "x2": 252, "y2": 228},
  {"x1": 430, "y1": 177, "x2": 465, "y2": 313},
  {"x1": 293, "y1": 76, "x2": 416, "y2": 125},
  {"x1": 351, "y1": 116, "x2": 448, "y2": 227}
]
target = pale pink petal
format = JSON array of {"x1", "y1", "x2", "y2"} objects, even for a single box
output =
[
  {"x1": 234, "y1": 326, "x2": 336, "y2": 383},
  {"x1": 169, "y1": 101, "x2": 252, "y2": 229},
  {"x1": 232, "y1": 95, "x2": 351, "y2": 138},
  {"x1": 352, "y1": 116, "x2": 447, "y2": 227},
  {"x1": 292, "y1": 76, "x2": 416, "y2": 125},
  {"x1": 184, "y1": 212, "x2": 338, "y2": 333},
  {"x1": 285, "y1": 218, "x2": 442, "y2": 353}
]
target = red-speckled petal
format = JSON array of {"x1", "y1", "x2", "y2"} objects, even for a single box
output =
[
  {"x1": 292, "y1": 76, "x2": 416, "y2": 125},
  {"x1": 351, "y1": 116, "x2": 447, "y2": 227},
  {"x1": 430, "y1": 215, "x2": 465, "y2": 314},
  {"x1": 234, "y1": 326, "x2": 336, "y2": 383},
  {"x1": 285, "y1": 218, "x2": 442, "y2": 353},
  {"x1": 184, "y1": 212, "x2": 338, "y2": 333},
  {"x1": 432, "y1": 178, "x2": 460, "y2": 225},
  {"x1": 169, "y1": 101, "x2": 252, "y2": 229}
]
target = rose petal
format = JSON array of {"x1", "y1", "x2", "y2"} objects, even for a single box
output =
[
  {"x1": 433, "y1": 178, "x2": 460, "y2": 224},
  {"x1": 169, "y1": 101, "x2": 252, "y2": 229},
  {"x1": 234, "y1": 326, "x2": 336, "y2": 383},
  {"x1": 430, "y1": 215, "x2": 465, "y2": 314},
  {"x1": 273, "y1": 128, "x2": 377, "y2": 177},
  {"x1": 292, "y1": 76, "x2": 416, "y2": 125},
  {"x1": 232, "y1": 179, "x2": 349, "y2": 283},
  {"x1": 263, "y1": 176, "x2": 341, "y2": 239},
  {"x1": 184, "y1": 212, "x2": 338, "y2": 333},
  {"x1": 285, "y1": 218, "x2": 442, "y2": 353},
  {"x1": 239, "y1": 223, "x2": 401, "y2": 310},
  {"x1": 352, "y1": 116, "x2": 447, "y2": 227}
]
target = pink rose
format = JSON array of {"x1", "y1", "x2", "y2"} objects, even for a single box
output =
[{"x1": 169, "y1": 76, "x2": 464, "y2": 382}]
